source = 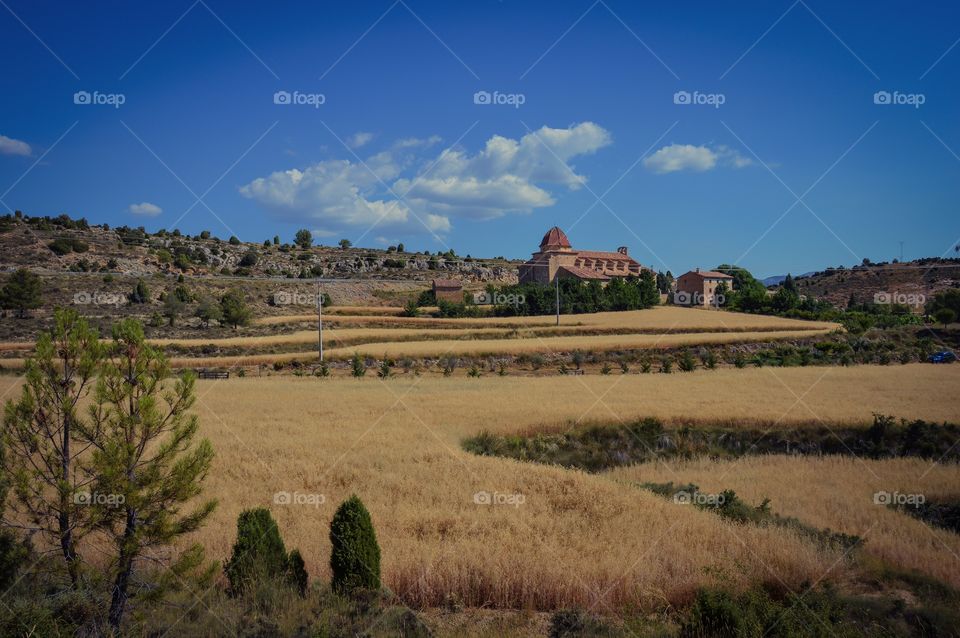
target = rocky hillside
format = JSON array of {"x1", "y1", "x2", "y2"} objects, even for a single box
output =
[
  {"x1": 0, "y1": 212, "x2": 519, "y2": 284},
  {"x1": 790, "y1": 259, "x2": 960, "y2": 308}
]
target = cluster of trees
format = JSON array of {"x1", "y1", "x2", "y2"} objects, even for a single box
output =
[
  {"x1": 492, "y1": 271, "x2": 661, "y2": 317},
  {"x1": 0, "y1": 310, "x2": 385, "y2": 633},
  {"x1": 713, "y1": 265, "x2": 926, "y2": 333},
  {"x1": 0, "y1": 311, "x2": 216, "y2": 631}
]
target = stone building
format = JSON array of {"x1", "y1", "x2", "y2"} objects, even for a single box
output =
[{"x1": 517, "y1": 227, "x2": 647, "y2": 284}]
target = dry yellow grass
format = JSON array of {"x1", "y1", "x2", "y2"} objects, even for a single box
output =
[
  {"x1": 1, "y1": 365, "x2": 953, "y2": 611},
  {"x1": 605, "y1": 456, "x2": 960, "y2": 589}
]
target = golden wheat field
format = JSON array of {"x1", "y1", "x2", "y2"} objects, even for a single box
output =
[
  {"x1": 2, "y1": 364, "x2": 954, "y2": 612},
  {"x1": 605, "y1": 456, "x2": 960, "y2": 589}
]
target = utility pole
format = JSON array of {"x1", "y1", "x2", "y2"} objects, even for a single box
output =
[
  {"x1": 317, "y1": 279, "x2": 324, "y2": 361},
  {"x1": 555, "y1": 273, "x2": 560, "y2": 326}
]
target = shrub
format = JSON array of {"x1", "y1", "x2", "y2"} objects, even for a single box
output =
[
  {"x1": 660, "y1": 357, "x2": 673, "y2": 374},
  {"x1": 351, "y1": 353, "x2": 366, "y2": 378},
  {"x1": 315, "y1": 361, "x2": 330, "y2": 377},
  {"x1": 329, "y1": 495, "x2": 381, "y2": 595},
  {"x1": 640, "y1": 359, "x2": 652, "y2": 374},
  {"x1": 468, "y1": 364, "x2": 481, "y2": 377},
  {"x1": 225, "y1": 508, "x2": 290, "y2": 596},
  {"x1": 377, "y1": 360, "x2": 392, "y2": 379},
  {"x1": 678, "y1": 349, "x2": 696, "y2": 372},
  {"x1": 600, "y1": 362, "x2": 612, "y2": 375},
  {"x1": 129, "y1": 278, "x2": 151, "y2": 304},
  {"x1": 287, "y1": 549, "x2": 308, "y2": 597}
]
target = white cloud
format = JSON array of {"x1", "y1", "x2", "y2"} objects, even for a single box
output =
[
  {"x1": 0, "y1": 134, "x2": 31, "y2": 156},
  {"x1": 347, "y1": 132, "x2": 374, "y2": 148},
  {"x1": 128, "y1": 202, "x2": 162, "y2": 216},
  {"x1": 643, "y1": 143, "x2": 752, "y2": 174},
  {"x1": 240, "y1": 123, "x2": 611, "y2": 236}
]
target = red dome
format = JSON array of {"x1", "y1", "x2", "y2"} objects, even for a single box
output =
[{"x1": 539, "y1": 226, "x2": 571, "y2": 250}]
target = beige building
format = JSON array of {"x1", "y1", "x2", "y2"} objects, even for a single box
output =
[
  {"x1": 518, "y1": 227, "x2": 647, "y2": 284},
  {"x1": 674, "y1": 269, "x2": 734, "y2": 306},
  {"x1": 432, "y1": 279, "x2": 463, "y2": 303}
]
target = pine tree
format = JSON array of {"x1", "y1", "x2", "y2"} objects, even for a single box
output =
[
  {"x1": 1, "y1": 309, "x2": 103, "y2": 587},
  {"x1": 0, "y1": 268, "x2": 42, "y2": 318},
  {"x1": 87, "y1": 319, "x2": 216, "y2": 630},
  {"x1": 225, "y1": 507, "x2": 289, "y2": 595}
]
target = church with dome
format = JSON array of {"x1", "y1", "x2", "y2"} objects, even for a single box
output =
[{"x1": 517, "y1": 227, "x2": 650, "y2": 285}]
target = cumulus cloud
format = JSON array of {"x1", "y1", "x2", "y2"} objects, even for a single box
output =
[
  {"x1": 347, "y1": 132, "x2": 374, "y2": 148},
  {"x1": 240, "y1": 122, "x2": 611, "y2": 236},
  {"x1": 128, "y1": 202, "x2": 162, "y2": 216},
  {"x1": 0, "y1": 134, "x2": 31, "y2": 156},
  {"x1": 643, "y1": 143, "x2": 751, "y2": 174}
]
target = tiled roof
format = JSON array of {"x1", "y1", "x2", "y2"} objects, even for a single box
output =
[
  {"x1": 684, "y1": 270, "x2": 734, "y2": 279},
  {"x1": 558, "y1": 265, "x2": 610, "y2": 280},
  {"x1": 540, "y1": 226, "x2": 572, "y2": 249},
  {"x1": 575, "y1": 250, "x2": 636, "y2": 261}
]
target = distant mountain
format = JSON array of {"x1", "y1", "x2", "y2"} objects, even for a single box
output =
[{"x1": 762, "y1": 273, "x2": 815, "y2": 287}]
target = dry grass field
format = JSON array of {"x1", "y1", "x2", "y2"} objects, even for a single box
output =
[
  {"x1": 606, "y1": 456, "x2": 960, "y2": 590},
  {"x1": 2, "y1": 365, "x2": 953, "y2": 613}
]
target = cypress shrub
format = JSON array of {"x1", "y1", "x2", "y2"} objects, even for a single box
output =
[
  {"x1": 287, "y1": 549, "x2": 309, "y2": 597},
  {"x1": 224, "y1": 508, "x2": 289, "y2": 596},
  {"x1": 329, "y1": 495, "x2": 381, "y2": 595}
]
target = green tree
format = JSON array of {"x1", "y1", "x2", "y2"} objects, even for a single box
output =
[
  {"x1": 195, "y1": 297, "x2": 223, "y2": 328},
  {"x1": 228, "y1": 235, "x2": 241, "y2": 245},
  {"x1": 87, "y1": 320, "x2": 216, "y2": 630},
  {"x1": 351, "y1": 352, "x2": 366, "y2": 378},
  {"x1": 329, "y1": 495, "x2": 381, "y2": 595},
  {"x1": 220, "y1": 290, "x2": 252, "y2": 328},
  {"x1": 339, "y1": 239, "x2": 352, "y2": 250},
  {"x1": 239, "y1": 250, "x2": 258, "y2": 267},
  {"x1": 934, "y1": 308, "x2": 956, "y2": 328},
  {"x1": 294, "y1": 229, "x2": 313, "y2": 249},
  {"x1": 225, "y1": 507, "x2": 289, "y2": 596},
  {"x1": 273, "y1": 235, "x2": 280, "y2": 245},
  {"x1": 782, "y1": 273, "x2": 797, "y2": 294},
  {"x1": 1, "y1": 310, "x2": 103, "y2": 587},
  {"x1": 129, "y1": 278, "x2": 151, "y2": 304},
  {"x1": 0, "y1": 268, "x2": 42, "y2": 318},
  {"x1": 396, "y1": 242, "x2": 405, "y2": 253},
  {"x1": 162, "y1": 291, "x2": 184, "y2": 326}
]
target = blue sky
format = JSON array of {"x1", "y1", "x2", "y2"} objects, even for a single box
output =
[{"x1": 1, "y1": 0, "x2": 958, "y2": 277}]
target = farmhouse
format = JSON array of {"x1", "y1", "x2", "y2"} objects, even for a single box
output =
[
  {"x1": 432, "y1": 278, "x2": 463, "y2": 303},
  {"x1": 518, "y1": 227, "x2": 648, "y2": 284},
  {"x1": 675, "y1": 268, "x2": 734, "y2": 306}
]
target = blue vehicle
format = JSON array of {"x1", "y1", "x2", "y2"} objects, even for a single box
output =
[{"x1": 928, "y1": 350, "x2": 957, "y2": 364}]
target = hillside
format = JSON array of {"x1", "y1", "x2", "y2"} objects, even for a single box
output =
[
  {"x1": 788, "y1": 259, "x2": 960, "y2": 308},
  {"x1": 0, "y1": 212, "x2": 519, "y2": 283}
]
